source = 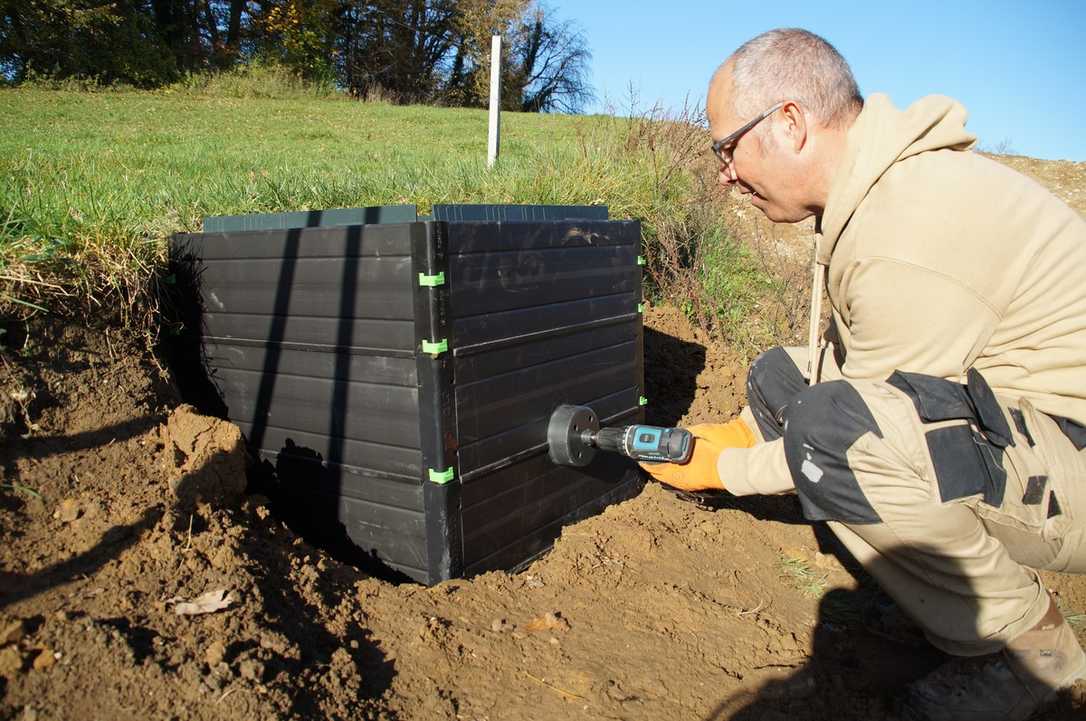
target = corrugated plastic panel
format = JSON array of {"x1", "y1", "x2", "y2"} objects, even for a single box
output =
[
  {"x1": 171, "y1": 221, "x2": 436, "y2": 579},
  {"x1": 445, "y1": 220, "x2": 645, "y2": 571}
]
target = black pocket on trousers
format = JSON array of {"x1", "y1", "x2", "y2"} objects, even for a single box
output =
[
  {"x1": 888, "y1": 371, "x2": 974, "y2": 423},
  {"x1": 927, "y1": 424, "x2": 1007, "y2": 506}
]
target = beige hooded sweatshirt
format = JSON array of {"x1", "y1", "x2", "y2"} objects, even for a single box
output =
[{"x1": 724, "y1": 93, "x2": 1086, "y2": 496}]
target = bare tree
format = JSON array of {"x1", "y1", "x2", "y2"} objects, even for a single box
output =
[{"x1": 510, "y1": 3, "x2": 592, "y2": 113}]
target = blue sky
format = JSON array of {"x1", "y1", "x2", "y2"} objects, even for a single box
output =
[{"x1": 560, "y1": 1, "x2": 1085, "y2": 161}]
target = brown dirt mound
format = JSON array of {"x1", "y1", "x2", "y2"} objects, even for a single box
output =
[
  {"x1": 161, "y1": 404, "x2": 247, "y2": 507},
  {"x1": 1, "y1": 314, "x2": 1084, "y2": 721}
]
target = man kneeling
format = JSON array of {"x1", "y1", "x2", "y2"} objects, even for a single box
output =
[{"x1": 642, "y1": 28, "x2": 1086, "y2": 721}]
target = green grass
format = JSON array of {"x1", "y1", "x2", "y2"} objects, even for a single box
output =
[
  {"x1": 1, "y1": 482, "x2": 42, "y2": 500},
  {"x1": 0, "y1": 77, "x2": 784, "y2": 348},
  {"x1": 699, "y1": 224, "x2": 785, "y2": 355},
  {"x1": 779, "y1": 554, "x2": 830, "y2": 599}
]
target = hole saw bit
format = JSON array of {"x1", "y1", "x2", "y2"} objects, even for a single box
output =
[{"x1": 547, "y1": 404, "x2": 694, "y2": 467}]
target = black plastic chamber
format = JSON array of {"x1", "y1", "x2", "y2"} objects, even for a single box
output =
[{"x1": 170, "y1": 205, "x2": 646, "y2": 584}]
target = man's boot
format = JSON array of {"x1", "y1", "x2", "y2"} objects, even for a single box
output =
[{"x1": 896, "y1": 594, "x2": 1086, "y2": 721}]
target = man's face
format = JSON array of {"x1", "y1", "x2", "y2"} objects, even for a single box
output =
[{"x1": 707, "y1": 66, "x2": 814, "y2": 223}]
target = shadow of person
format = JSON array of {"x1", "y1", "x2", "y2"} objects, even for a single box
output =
[
  {"x1": 702, "y1": 542, "x2": 1083, "y2": 721},
  {"x1": 228, "y1": 492, "x2": 397, "y2": 714},
  {"x1": 168, "y1": 428, "x2": 400, "y2": 707},
  {"x1": 0, "y1": 506, "x2": 163, "y2": 610},
  {"x1": 663, "y1": 485, "x2": 813, "y2": 526}
]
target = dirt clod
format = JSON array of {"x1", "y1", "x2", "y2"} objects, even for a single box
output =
[
  {"x1": 30, "y1": 648, "x2": 55, "y2": 672},
  {"x1": 53, "y1": 498, "x2": 81, "y2": 523},
  {"x1": 524, "y1": 611, "x2": 570, "y2": 633},
  {"x1": 161, "y1": 405, "x2": 247, "y2": 507},
  {"x1": 0, "y1": 645, "x2": 23, "y2": 677},
  {"x1": 238, "y1": 658, "x2": 264, "y2": 682},
  {"x1": 204, "y1": 640, "x2": 226, "y2": 668}
]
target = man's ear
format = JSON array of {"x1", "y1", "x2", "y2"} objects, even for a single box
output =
[{"x1": 779, "y1": 101, "x2": 808, "y2": 153}]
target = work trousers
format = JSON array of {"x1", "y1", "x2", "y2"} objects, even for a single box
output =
[{"x1": 734, "y1": 346, "x2": 1086, "y2": 656}]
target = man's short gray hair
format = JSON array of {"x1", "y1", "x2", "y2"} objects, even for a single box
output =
[{"x1": 727, "y1": 28, "x2": 862, "y2": 128}]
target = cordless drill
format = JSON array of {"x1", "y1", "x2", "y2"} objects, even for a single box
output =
[{"x1": 547, "y1": 404, "x2": 693, "y2": 467}]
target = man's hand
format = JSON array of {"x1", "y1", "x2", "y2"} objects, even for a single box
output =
[{"x1": 638, "y1": 420, "x2": 755, "y2": 492}]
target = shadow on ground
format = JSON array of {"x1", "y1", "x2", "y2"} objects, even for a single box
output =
[
  {"x1": 704, "y1": 543, "x2": 1083, "y2": 721},
  {"x1": 644, "y1": 326, "x2": 706, "y2": 427}
]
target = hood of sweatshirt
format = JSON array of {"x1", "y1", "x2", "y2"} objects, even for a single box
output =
[{"x1": 817, "y1": 94, "x2": 976, "y2": 265}]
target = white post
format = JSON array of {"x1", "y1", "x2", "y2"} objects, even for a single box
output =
[{"x1": 487, "y1": 34, "x2": 502, "y2": 168}]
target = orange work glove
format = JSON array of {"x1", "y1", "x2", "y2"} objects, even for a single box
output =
[{"x1": 638, "y1": 419, "x2": 756, "y2": 492}]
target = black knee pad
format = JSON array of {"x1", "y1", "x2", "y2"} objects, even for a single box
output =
[
  {"x1": 747, "y1": 347, "x2": 807, "y2": 441},
  {"x1": 784, "y1": 381, "x2": 884, "y2": 524}
]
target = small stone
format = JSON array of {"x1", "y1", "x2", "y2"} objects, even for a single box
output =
[
  {"x1": 0, "y1": 620, "x2": 24, "y2": 645},
  {"x1": 205, "y1": 640, "x2": 226, "y2": 668},
  {"x1": 349, "y1": 640, "x2": 359, "y2": 650},
  {"x1": 31, "y1": 648, "x2": 55, "y2": 671},
  {"x1": 54, "y1": 498, "x2": 80, "y2": 523},
  {"x1": 490, "y1": 618, "x2": 513, "y2": 633}
]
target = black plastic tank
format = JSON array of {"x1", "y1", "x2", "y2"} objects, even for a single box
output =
[{"x1": 170, "y1": 205, "x2": 645, "y2": 583}]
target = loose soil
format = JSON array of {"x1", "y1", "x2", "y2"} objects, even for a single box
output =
[{"x1": 2, "y1": 154, "x2": 1085, "y2": 721}]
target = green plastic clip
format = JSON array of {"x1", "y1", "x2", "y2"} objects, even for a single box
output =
[
  {"x1": 421, "y1": 339, "x2": 448, "y2": 356},
  {"x1": 637, "y1": 256, "x2": 646, "y2": 266},
  {"x1": 637, "y1": 303, "x2": 644, "y2": 313},
  {"x1": 428, "y1": 467, "x2": 455, "y2": 484},
  {"x1": 639, "y1": 395, "x2": 648, "y2": 406},
  {"x1": 418, "y1": 271, "x2": 446, "y2": 287}
]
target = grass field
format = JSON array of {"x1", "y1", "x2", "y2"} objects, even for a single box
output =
[{"x1": 0, "y1": 78, "x2": 785, "y2": 352}]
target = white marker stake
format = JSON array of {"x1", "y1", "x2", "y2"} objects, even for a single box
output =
[{"x1": 487, "y1": 34, "x2": 502, "y2": 168}]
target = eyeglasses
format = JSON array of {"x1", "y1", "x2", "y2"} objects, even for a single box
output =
[{"x1": 710, "y1": 101, "x2": 787, "y2": 168}]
